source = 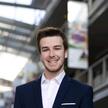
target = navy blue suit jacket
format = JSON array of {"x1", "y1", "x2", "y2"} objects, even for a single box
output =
[{"x1": 14, "y1": 75, "x2": 93, "y2": 108}]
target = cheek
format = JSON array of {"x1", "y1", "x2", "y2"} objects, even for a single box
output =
[
  {"x1": 59, "y1": 52, "x2": 66, "y2": 61},
  {"x1": 60, "y1": 50, "x2": 67, "y2": 58},
  {"x1": 40, "y1": 53, "x2": 48, "y2": 60}
]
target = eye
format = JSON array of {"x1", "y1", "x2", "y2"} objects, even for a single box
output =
[
  {"x1": 41, "y1": 47, "x2": 49, "y2": 52},
  {"x1": 54, "y1": 45, "x2": 62, "y2": 50},
  {"x1": 54, "y1": 47, "x2": 61, "y2": 50}
]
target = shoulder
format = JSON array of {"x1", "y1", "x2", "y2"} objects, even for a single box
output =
[
  {"x1": 66, "y1": 75, "x2": 93, "y2": 94},
  {"x1": 15, "y1": 77, "x2": 40, "y2": 92}
]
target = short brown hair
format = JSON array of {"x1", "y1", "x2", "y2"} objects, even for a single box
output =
[{"x1": 36, "y1": 27, "x2": 68, "y2": 53}]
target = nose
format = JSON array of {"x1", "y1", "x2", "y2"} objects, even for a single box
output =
[{"x1": 49, "y1": 49, "x2": 55, "y2": 57}]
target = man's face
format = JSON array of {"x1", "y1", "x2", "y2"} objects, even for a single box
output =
[{"x1": 40, "y1": 36, "x2": 67, "y2": 73}]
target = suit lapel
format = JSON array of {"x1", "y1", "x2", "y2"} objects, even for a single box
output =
[
  {"x1": 53, "y1": 75, "x2": 71, "y2": 108},
  {"x1": 32, "y1": 76, "x2": 43, "y2": 108}
]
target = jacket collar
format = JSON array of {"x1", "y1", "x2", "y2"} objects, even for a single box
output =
[{"x1": 53, "y1": 75, "x2": 72, "y2": 108}]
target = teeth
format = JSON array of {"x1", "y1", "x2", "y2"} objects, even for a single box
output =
[
  {"x1": 48, "y1": 60, "x2": 57, "y2": 64},
  {"x1": 50, "y1": 61, "x2": 56, "y2": 63}
]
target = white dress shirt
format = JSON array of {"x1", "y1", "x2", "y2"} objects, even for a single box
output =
[{"x1": 41, "y1": 71, "x2": 65, "y2": 108}]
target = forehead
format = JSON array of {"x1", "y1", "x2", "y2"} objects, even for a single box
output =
[{"x1": 40, "y1": 36, "x2": 63, "y2": 46}]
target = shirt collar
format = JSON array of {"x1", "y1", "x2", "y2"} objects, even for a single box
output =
[{"x1": 41, "y1": 71, "x2": 65, "y2": 85}]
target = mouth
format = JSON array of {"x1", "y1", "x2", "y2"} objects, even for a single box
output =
[
  {"x1": 48, "y1": 60, "x2": 57, "y2": 63},
  {"x1": 47, "y1": 59, "x2": 59, "y2": 65}
]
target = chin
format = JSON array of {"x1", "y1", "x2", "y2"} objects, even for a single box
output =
[{"x1": 47, "y1": 67, "x2": 63, "y2": 73}]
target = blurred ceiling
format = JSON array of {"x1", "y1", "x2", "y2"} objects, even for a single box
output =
[{"x1": 0, "y1": 0, "x2": 52, "y2": 9}]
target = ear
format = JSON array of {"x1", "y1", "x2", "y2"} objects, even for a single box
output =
[{"x1": 65, "y1": 50, "x2": 68, "y2": 58}]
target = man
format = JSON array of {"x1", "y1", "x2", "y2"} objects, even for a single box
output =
[{"x1": 14, "y1": 27, "x2": 93, "y2": 108}]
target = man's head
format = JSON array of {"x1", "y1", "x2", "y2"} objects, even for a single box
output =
[
  {"x1": 36, "y1": 27, "x2": 68, "y2": 74},
  {"x1": 36, "y1": 27, "x2": 68, "y2": 53}
]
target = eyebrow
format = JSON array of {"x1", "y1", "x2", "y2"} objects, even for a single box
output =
[
  {"x1": 41, "y1": 45, "x2": 62, "y2": 49},
  {"x1": 41, "y1": 46, "x2": 48, "y2": 49}
]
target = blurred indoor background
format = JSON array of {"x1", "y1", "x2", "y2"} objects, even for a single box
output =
[{"x1": 0, "y1": 0, "x2": 108, "y2": 108}]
